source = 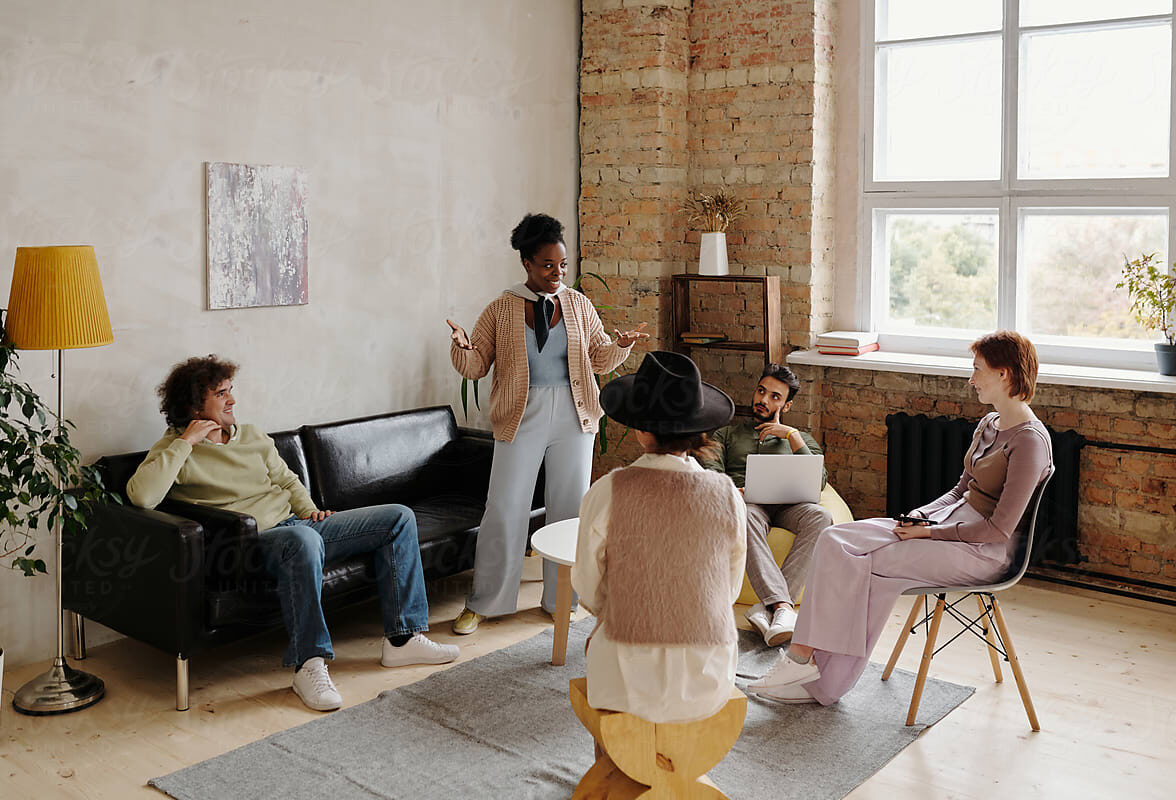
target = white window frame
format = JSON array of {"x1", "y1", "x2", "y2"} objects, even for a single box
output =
[{"x1": 858, "y1": 1, "x2": 1176, "y2": 371}]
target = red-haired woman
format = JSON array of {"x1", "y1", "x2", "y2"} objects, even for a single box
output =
[{"x1": 750, "y1": 331, "x2": 1053, "y2": 704}]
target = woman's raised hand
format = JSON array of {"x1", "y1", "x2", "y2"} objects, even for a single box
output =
[
  {"x1": 447, "y1": 319, "x2": 476, "y2": 351},
  {"x1": 615, "y1": 322, "x2": 650, "y2": 348}
]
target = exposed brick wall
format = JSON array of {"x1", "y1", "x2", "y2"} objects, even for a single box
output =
[
  {"x1": 581, "y1": 0, "x2": 692, "y2": 473},
  {"x1": 579, "y1": 2, "x2": 1173, "y2": 584},
  {"x1": 801, "y1": 365, "x2": 1176, "y2": 584},
  {"x1": 580, "y1": 0, "x2": 838, "y2": 475}
]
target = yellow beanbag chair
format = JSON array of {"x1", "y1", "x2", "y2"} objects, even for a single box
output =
[{"x1": 736, "y1": 482, "x2": 854, "y2": 607}]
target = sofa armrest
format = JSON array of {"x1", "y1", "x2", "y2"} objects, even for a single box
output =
[
  {"x1": 62, "y1": 502, "x2": 205, "y2": 656},
  {"x1": 158, "y1": 500, "x2": 259, "y2": 583}
]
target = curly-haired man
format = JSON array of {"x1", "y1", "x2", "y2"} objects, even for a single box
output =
[{"x1": 127, "y1": 355, "x2": 458, "y2": 712}]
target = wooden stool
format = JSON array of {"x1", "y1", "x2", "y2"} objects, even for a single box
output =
[{"x1": 568, "y1": 678, "x2": 746, "y2": 799}]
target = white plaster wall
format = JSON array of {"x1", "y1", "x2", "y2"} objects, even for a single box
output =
[{"x1": 0, "y1": 0, "x2": 581, "y2": 669}]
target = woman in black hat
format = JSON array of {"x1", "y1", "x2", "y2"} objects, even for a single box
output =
[{"x1": 570, "y1": 351, "x2": 746, "y2": 723}]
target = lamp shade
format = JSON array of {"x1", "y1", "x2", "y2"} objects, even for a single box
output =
[{"x1": 5, "y1": 245, "x2": 113, "y2": 350}]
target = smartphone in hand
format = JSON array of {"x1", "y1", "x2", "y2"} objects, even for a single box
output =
[{"x1": 896, "y1": 514, "x2": 931, "y2": 526}]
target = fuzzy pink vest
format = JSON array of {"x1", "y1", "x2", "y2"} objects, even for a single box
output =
[{"x1": 602, "y1": 467, "x2": 741, "y2": 646}]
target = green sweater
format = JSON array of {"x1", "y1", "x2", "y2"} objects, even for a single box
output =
[
  {"x1": 126, "y1": 424, "x2": 318, "y2": 531},
  {"x1": 698, "y1": 419, "x2": 827, "y2": 490}
]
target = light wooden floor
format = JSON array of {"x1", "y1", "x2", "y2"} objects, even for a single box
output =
[{"x1": 2, "y1": 562, "x2": 1174, "y2": 799}]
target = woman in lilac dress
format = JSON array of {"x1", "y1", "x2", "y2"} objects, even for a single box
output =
[{"x1": 750, "y1": 330, "x2": 1053, "y2": 704}]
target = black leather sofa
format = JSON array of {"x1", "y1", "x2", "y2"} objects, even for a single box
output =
[{"x1": 62, "y1": 406, "x2": 544, "y2": 710}]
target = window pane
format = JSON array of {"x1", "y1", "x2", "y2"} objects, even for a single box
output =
[
  {"x1": 875, "y1": 38, "x2": 1002, "y2": 181},
  {"x1": 878, "y1": 0, "x2": 1002, "y2": 41},
  {"x1": 880, "y1": 211, "x2": 999, "y2": 331},
  {"x1": 1020, "y1": 0, "x2": 1171, "y2": 28},
  {"x1": 1020, "y1": 24, "x2": 1171, "y2": 179},
  {"x1": 1021, "y1": 211, "x2": 1168, "y2": 340}
]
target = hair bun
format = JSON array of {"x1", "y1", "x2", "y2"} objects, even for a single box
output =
[{"x1": 510, "y1": 213, "x2": 565, "y2": 260}]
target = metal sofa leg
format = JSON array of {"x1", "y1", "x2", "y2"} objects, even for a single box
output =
[
  {"x1": 177, "y1": 656, "x2": 190, "y2": 711},
  {"x1": 67, "y1": 610, "x2": 87, "y2": 660}
]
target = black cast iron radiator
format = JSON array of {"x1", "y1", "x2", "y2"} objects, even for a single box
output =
[{"x1": 885, "y1": 413, "x2": 1086, "y2": 565}]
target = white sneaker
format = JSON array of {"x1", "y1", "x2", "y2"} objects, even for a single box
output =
[
  {"x1": 381, "y1": 633, "x2": 460, "y2": 668},
  {"x1": 292, "y1": 656, "x2": 342, "y2": 711},
  {"x1": 748, "y1": 651, "x2": 820, "y2": 691},
  {"x1": 746, "y1": 602, "x2": 798, "y2": 647},
  {"x1": 753, "y1": 681, "x2": 817, "y2": 704}
]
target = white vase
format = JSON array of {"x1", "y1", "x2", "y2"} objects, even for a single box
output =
[{"x1": 698, "y1": 232, "x2": 729, "y2": 276}]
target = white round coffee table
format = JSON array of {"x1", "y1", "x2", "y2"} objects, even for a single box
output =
[{"x1": 530, "y1": 517, "x2": 579, "y2": 666}]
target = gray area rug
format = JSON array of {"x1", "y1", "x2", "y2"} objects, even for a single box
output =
[{"x1": 150, "y1": 620, "x2": 973, "y2": 800}]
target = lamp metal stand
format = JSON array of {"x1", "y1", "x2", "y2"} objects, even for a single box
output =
[{"x1": 13, "y1": 349, "x2": 105, "y2": 715}]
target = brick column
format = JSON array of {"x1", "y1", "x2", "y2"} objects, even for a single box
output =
[{"x1": 581, "y1": 0, "x2": 691, "y2": 470}]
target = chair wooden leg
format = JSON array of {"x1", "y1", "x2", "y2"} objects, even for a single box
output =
[
  {"x1": 906, "y1": 595, "x2": 945, "y2": 726},
  {"x1": 990, "y1": 597, "x2": 1040, "y2": 732},
  {"x1": 883, "y1": 596, "x2": 923, "y2": 681},
  {"x1": 977, "y1": 594, "x2": 1003, "y2": 683}
]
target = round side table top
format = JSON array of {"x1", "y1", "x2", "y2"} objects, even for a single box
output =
[{"x1": 530, "y1": 517, "x2": 579, "y2": 567}]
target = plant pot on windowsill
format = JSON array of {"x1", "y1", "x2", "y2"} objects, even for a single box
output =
[
  {"x1": 1116, "y1": 253, "x2": 1176, "y2": 377},
  {"x1": 1156, "y1": 343, "x2": 1176, "y2": 376}
]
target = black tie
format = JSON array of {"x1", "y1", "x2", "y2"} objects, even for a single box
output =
[{"x1": 534, "y1": 297, "x2": 554, "y2": 352}]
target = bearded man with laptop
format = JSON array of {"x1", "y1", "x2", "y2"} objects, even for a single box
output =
[{"x1": 697, "y1": 363, "x2": 832, "y2": 646}]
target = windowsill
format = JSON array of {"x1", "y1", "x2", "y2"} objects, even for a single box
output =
[{"x1": 786, "y1": 349, "x2": 1176, "y2": 395}]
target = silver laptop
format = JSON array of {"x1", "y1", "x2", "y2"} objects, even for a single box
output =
[{"x1": 743, "y1": 454, "x2": 824, "y2": 505}]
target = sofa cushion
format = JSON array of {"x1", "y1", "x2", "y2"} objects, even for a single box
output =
[
  {"x1": 412, "y1": 494, "x2": 485, "y2": 543},
  {"x1": 302, "y1": 406, "x2": 459, "y2": 510}
]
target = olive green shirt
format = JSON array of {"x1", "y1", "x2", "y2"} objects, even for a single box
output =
[
  {"x1": 126, "y1": 424, "x2": 318, "y2": 531},
  {"x1": 698, "y1": 420, "x2": 827, "y2": 490}
]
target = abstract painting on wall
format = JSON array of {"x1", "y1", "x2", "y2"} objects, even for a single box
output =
[{"x1": 206, "y1": 162, "x2": 309, "y2": 309}]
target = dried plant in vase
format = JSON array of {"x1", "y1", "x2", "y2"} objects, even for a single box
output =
[
  {"x1": 683, "y1": 192, "x2": 747, "y2": 275},
  {"x1": 684, "y1": 191, "x2": 748, "y2": 233}
]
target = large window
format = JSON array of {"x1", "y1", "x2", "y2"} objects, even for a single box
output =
[{"x1": 862, "y1": 0, "x2": 1176, "y2": 368}]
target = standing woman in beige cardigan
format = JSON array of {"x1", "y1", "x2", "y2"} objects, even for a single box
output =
[{"x1": 445, "y1": 213, "x2": 649, "y2": 633}]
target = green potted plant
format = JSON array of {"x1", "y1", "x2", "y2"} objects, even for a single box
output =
[
  {"x1": 1, "y1": 317, "x2": 117, "y2": 578},
  {"x1": 1116, "y1": 252, "x2": 1176, "y2": 376}
]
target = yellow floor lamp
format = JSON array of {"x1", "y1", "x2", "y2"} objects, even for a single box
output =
[{"x1": 5, "y1": 245, "x2": 113, "y2": 715}]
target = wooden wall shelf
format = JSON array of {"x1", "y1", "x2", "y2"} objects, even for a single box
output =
[{"x1": 669, "y1": 273, "x2": 783, "y2": 364}]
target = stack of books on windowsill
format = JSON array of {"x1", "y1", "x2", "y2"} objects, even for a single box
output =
[
  {"x1": 681, "y1": 330, "x2": 728, "y2": 345},
  {"x1": 816, "y1": 331, "x2": 879, "y2": 356}
]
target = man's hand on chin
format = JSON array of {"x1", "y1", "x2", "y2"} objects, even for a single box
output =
[{"x1": 754, "y1": 421, "x2": 798, "y2": 443}]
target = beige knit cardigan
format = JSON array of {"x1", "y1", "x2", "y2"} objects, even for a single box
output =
[{"x1": 450, "y1": 288, "x2": 632, "y2": 442}]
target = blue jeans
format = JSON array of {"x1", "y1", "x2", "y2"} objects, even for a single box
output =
[{"x1": 259, "y1": 504, "x2": 429, "y2": 668}]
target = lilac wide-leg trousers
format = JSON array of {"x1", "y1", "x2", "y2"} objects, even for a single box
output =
[{"x1": 792, "y1": 501, "x2": 1014, "y2": 705}]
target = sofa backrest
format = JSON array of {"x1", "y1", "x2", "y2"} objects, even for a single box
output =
[
  {"x1": 97, "y1": 450, "x2": 150, "y2": 502},
  {"x1": 300, "y1": 406, "x2": 459, "y2": 510},
  {"x1": 270, "y1": 430, "x2": 309, "y2": 490}
]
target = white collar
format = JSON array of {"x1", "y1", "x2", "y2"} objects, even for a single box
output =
[
  {"x1": 507, "y1": 282, "x2": 567, "y2": 302},
  {"x1": 630, "y1": 452, "x2": 702, "y2": 472}
]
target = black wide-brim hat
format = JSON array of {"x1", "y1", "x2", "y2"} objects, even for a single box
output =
[{"x1": 599, "y1": 351, "x2": 734, "y2": 436}]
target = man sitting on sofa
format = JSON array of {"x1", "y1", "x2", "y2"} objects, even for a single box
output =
[
  {"x1": 697, "y1": 363, "x2": 832, "y2": 647},
  {"x1": 126, "y1": 355, "x2": 458, "y2": 712}
]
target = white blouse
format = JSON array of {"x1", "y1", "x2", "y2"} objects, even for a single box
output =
[{"x1": 572, "y1": 452, "x2": 747, "y2": 724}]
